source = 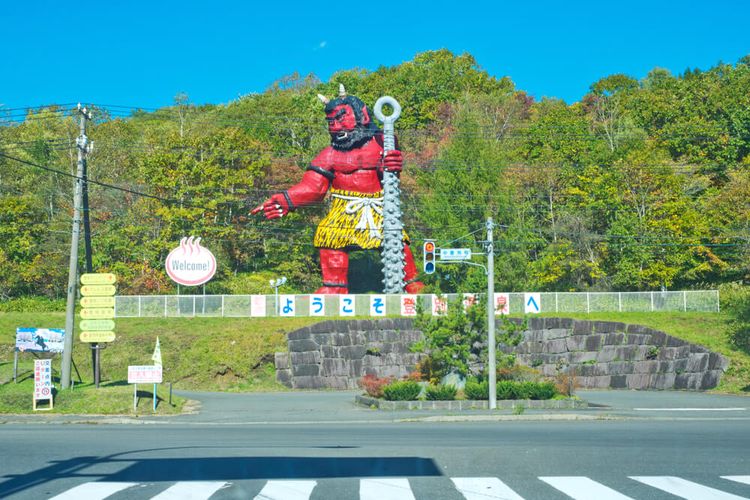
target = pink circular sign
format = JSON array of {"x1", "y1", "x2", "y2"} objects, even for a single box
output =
[{"x1": 165, "y1": 236, "x2": 217, "y2": 286}]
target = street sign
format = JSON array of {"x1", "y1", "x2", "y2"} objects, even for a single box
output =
[
  {"x1": 80, "y1": 308, "x2": 115, "y2": 319},
  {"x1": 80, "y1": 331, "x2": 116, "y2": 343},
  {"x1": 80, "y1": 285, "x2": 116, "y2": 296},
  {"x1": 80, "y1": 319, "x2": 115, "y2": 331},
  {"x1": 80, "y1": 273, "x2": 117, "y2": 285},
  {"x1": 440, "y1": 248, "x2": 472, "y2": 261},
  {"x1": 80, "y1": 296, "x2": 115, "y2": 308}
]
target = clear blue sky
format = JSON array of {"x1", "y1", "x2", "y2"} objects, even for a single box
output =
[{"x1": 2, "y1": 0, "x2": 748, "y2": 110}]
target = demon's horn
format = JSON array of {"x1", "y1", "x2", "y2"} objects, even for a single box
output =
[
  {"x1": 339, "y1": 84, "x2": 346, "y2": 97},
  {"x1": 317, "y1": 94, "x2": 330, "y2": 104}
]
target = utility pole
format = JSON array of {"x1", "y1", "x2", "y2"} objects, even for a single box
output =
[
  {"x1": 61, "y1": 105, "x2": 92, "y2": 390},
  {"x1": 486, "y1": 217, "x2": 496, "y2": 410}
]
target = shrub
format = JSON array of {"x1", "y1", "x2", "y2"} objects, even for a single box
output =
[
  {"x1": 359, "y1": 374, "x2": 392, "y2": 398},
  {"x1": 0, "y1": 296, "x2": 65, "y2": 312},
  {"x1": 425, "y1": 384, "x2": 458, "y2": 401},
  {"x1": 383, "y1": 380, "x2": 422, "y2": 401},
  {"x1": 496, "y1": 380, "x2": 516, "y2": 399},
  {"x1": 528, "y1": 381, "x2": 557, "y2": 400},
  {"x1": 464, "y1": 380, "x2": 489, "y2": 400},
  {"x1": 722, "y1": 284, "x2": 750, "y2": 352}
]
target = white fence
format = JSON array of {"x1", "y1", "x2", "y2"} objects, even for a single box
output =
[{"x1": 114, "y1": 290, "x2": 720, "y2": 318}]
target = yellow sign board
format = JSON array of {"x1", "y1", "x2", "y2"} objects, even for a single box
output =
[
  {"x1": 80, "y1": 307, "x2": 115, "y2": 319},
  {"x1": 80, "y1": 285, "x2": 116, "y2": 296},
  {"x1": 80, "y1": 319, "x2": 115, "y2": 331},
  {"x1": 80, "y1": 331, "x2": 116, "y2": 343},
  {"x1": 81, "y1": 273, "x2": 117, "y2": 285},
  {"x1": 81, "y1": 296, "x2": 115, "y2": 308}
]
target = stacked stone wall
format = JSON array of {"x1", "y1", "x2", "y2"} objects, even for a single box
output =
[{"x1": 275, "y1": 317, "x2": 728, "y2": 391}]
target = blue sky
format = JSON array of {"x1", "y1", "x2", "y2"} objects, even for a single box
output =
[{"x1": 2, "y1": 0, "x2": 748, "y2": 110}]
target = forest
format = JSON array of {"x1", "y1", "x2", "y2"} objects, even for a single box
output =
[{"x1": 1, "y1": 49, "x2": 749, "y2": 299}]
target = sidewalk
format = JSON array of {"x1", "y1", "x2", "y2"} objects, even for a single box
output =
[{"x1": 0, "y1": 390, "x2": 747, "y2": 425}]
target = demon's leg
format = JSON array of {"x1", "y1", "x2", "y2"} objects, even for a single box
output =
[
  {"x1": 315, "y1": 248, "x2": 350, "y2": 294},
  {"x1": 403, "y1": 244, "x2": 425, "y2": 294}
]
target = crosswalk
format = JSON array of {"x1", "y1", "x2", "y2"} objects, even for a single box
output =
[{"x1": 45, "y1": 475, "x2": 750, "y2": 499}]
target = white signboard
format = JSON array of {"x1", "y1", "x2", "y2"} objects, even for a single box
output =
[
  {"x1": 339, "y1": 295, "x2": 356, "y2": 316},
  {"x1": 463, "y1": 293, "x2": 478, "y2": 311},
  {"x1": 494, "y1": 293, "x2": 510, "y2": 315},
  {"x1": 432, "y1": 295, "x2": 448, "y2": 316},
  {"x1": 279, "y1": 295, "x2": 296, "y2": 317},
  {"x1": 165, "y1": 236, "x2": 217, "y2": 286},
  {"x1": 250, "y1": 295, "x2": 266, "y2": 317},
  {"x1": 128, "y1": 365, "x2": 163, "y2": 384},
  {"x1": 440, "y1": 248, "x2": 472, "y2": 261},
  {"x1": 400, "y1": 295, "x2": 418, "y2": 317},
  {"x1": 34, "y1": 359, "x2": 53, "y2": 401},
  {"x1": 524, "y1": 292, "x2": 541, "y2": 314},
  {"x1": 369, "y1": 295, "x2": 386, "y2": 316},
  {"x1": 309, "y1": 295, "x2": 326, "y2": 316}
]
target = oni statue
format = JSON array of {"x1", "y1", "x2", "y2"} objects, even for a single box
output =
[{"x1": 252, "y1": 84, "x2": 425, "y2": 294}]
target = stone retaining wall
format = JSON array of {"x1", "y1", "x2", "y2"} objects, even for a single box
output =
[{"x1": 275, "y1": 317, "x2": 729, "y2": 391}]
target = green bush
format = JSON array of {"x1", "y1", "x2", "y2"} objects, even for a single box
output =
[
  {"x1": 464, "y1": 380, "x2": 489, "y2": 400},
  {"x1": 496, "y1": 380, "x2": 516, "y2": 399},
  {"x1": 721, "y1": 284, "x2": 750, "y2": 352},
  {"x1": 528, "y1": 381, "x2": 557, "y2": 400},
  {"x1": 0, "y1": 296, "x2": 65, "y2": 312},
  {"x1": 425, "y1": 384, "x2": 458, "y2": 401},
  {"x1": 383, "y1": 380, "x2": 422, "y2": 401}
]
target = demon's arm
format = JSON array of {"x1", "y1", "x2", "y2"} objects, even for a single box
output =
[{"x1": 251, "y1": 165, "x2": 333, "y2": 220}]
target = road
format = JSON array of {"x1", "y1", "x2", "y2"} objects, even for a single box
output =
[{"x1": 0, "y1": 390, "x2": 749, "y2": 499}]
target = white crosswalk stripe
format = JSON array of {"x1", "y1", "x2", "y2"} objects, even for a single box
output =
[
  {"x1": 451, "y1": 477, "x2": 524, "y2": 500},
  {"x1": 42, "y1": 475, "x2": 750, "y2": 500},
  {"x1": 48, "y1": 481, "x2": 137, "y2": 500},
  {"x1": 360, "y1": 478, "x2": 416, "y2": 500},
  {"x1": 151, "y1": 481, "x2": 228, "y2": 499},
  {"x1": 630, "y1": 476, "x2": 749, "y2": 499},
  {"x1": 540, "y1": 476, "x2": 634, "y2": 500},
  {"x1": 253, "y1": 480, "x2": 317, "y2": 500},
  {"x1": 723, "y1": 476, "x2": 750, "y2": 486}
]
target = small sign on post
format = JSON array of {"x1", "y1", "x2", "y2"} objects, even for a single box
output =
[
  {"x1": 439, "y1": 248, "x2": 472, "y2": 261},
  {"x1": 128, "y1": 365, "x2": 163, "y2": 411},
  {"x1": 33, "y1": 359, "x2": 54, "y2": 411}
]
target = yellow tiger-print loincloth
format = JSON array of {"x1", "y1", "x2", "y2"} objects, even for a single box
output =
[{"x1": 313, "y1": 188, "x2": 409, "y2": 249}]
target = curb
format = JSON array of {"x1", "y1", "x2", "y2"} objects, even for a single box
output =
[{"x1": 355, "y1": 394, "x2": 589, "y2": 411}]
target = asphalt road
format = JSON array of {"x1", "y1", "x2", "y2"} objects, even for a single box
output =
[{"x1": 0, "y1": 390, "x2": 749, "y2": 499}]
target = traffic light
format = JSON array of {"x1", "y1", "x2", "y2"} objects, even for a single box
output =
[{"x1": 423, "y1": 240, "x2": 436, "y2": 274}]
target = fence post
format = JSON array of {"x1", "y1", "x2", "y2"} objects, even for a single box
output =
[
  {"x1": 555, "y1": 292, "x2": 559, "y2": 313},
  {"x1": 193, "y1": 296, "x2": 196, "y2": 317},
  {"x1": 164, "y1": 296, "x2": 167, "y2": 317},
  {"x1": 618, "y1": 292, "x2": 622, "y2": 312},
  {"x1": 138, "y1": 296, "x2": 142, "y2": 318},
  {"x1": 221, "y1": 295, "x2": 225, "y2": 317},
  {"x1": 683, "y1": 290, "x2": 687, "y2": 312},
  {"x1": 716, "y1": 290, "x2": 720, "y2": 313},
  {"x1": 586, "y1": 292, "x2": 590, "y2": 314},
  {"x1": 650, "y1": 291, "x2": 654, "y2": 312}
]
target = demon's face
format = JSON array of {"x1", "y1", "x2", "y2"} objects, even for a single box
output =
[{"x1": 323, "y1": 95, "x2": 376, "y2": 151}]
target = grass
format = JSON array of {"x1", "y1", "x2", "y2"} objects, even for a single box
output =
[{"x1": 0, "y1": 313, "x2": 319, "y2": 413}]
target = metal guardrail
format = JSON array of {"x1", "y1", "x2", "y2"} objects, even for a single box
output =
[{"x1": 113, "y1": 290, "x2": 720, "y2": 318}]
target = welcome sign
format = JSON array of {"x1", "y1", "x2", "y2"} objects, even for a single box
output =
[{"x1": 165, "y1": 236, "x2": 217, "y2": 286}]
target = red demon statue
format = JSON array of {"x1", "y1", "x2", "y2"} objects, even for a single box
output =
[{"x1": 252, "y1": 85, "x2": 425, "y2": 294}]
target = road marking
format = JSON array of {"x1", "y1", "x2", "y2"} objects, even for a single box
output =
[
  {"x1": 630, "y1": 476, "x2": 748, "y2": 499},
  {"x1": 254, "y1": 480, "x2": 317, "y2": 500},
  {"x1": 540, "y1": 476, "x2": 634, "y2": 500},
  {"x1": 49, "y1": 482, "x2": 136, "y2": 500},
  {"x1": 360, "y1": 478, "x2": 416, "y2": 500},
  {"x1": 722, "y1": 476, "x2": 750, "y2": 486},
  {"x1": 151, "y1": 481, "x2": 228, "y2": 499},
  {"x1": 633, "y1": 408, "x2": 746, "y2": 411},
  {"x1": 452, "y1": 477, "x2": 524, "y2": 499}
]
